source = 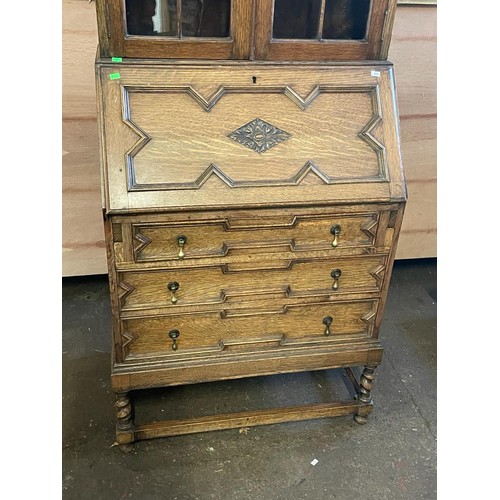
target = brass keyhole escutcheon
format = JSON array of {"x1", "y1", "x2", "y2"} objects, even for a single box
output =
[
  {"x1": 331, "y1": 269, "x2": 342, "y2": 291},
  {"x1": 167, "y1": 281, "x2": 180, "y2": 304},
  {"x1": 177, "y1": 235, "x2": 187, "y2": 259},
  {"x1": 168, "y1": 329, "x2": 180, "y2": 351},
  {"x1": 323, "y1": 316, "x2": 333, "y2": 336},
  {"x1": 330, "y1": 225, "x2": 341, "y2": 248}
]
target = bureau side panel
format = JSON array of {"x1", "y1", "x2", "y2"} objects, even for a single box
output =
[
  {"x1": 103, "y1": 214, "x2": 126, "y2": 364},
  {"x1": 373, "y1": 202, "x2": 406, "y2": 335}
]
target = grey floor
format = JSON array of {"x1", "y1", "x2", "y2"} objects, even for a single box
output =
[{"x1": 62, "y1": 259, "x2": 436, "y2": 500}]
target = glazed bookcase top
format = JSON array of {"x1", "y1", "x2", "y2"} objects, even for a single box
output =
[{"x1": 96, "y1": 0, "x2": 397, "y2": 61}]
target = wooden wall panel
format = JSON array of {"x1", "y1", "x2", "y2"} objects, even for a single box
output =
[
  {"x1": 62, "y1": 118, "x2": 107, "y2": 275},
  {"x1": 388, "y1": 5, "x2": 437, "y2": 259},
  {"x1": 62, "y1": 0, "x2": 104, "y2": 276},
  {"x1": 62, "y1": 0, "x2": 98, "y2": 118},
  {"x1": 62, "y1": 2, "x2": 437, "y2": 276}
]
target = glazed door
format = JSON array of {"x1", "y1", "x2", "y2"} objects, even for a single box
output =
[
  {"x1": 100, "y1": 0, "x2": 253, "y2": 59},
  {"x1": 254, "y1": 0, "x2": 395, "y2": 61}
]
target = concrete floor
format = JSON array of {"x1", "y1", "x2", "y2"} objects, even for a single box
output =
[{"x1": 62, "y1": 259, "x2": 436, "y2": 500}]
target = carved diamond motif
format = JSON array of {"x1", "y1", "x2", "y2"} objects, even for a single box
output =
[{"x1": 228, "y1": 118, "x2": 291, "y2": 154}]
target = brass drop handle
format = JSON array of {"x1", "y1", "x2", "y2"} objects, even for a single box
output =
[
  {"x1": 330, "y1": 225, "x2": 341, "y2": 247},
  {"x1": 168, "y1": 329, "x2": 180, "y2": 351},
  {"x1": 331, "y1": 269, "x2": 342, "y2": 291},
  {"x1": 177, "y1": 235, "x2": 187, "y2": 259},
  {"x1": 323, "y1": 316, "x2": 333, "y2": 336},
  {"x1": 167, "y1": 281, "x2": 180, "y2": 304}
]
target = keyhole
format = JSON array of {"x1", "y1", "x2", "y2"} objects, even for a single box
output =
[{"x1": 252, "y1": 76, "x2": 257, "y2": 84}]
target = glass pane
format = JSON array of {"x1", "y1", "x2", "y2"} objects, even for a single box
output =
[
  {"x1": 323, "y1": 0, "x2": 371, "y2": 40},
  {"x1": 273, "y1": 0, "x2": 322, "y2": 39},
  {"x1": 181, "y1": 0, "x2": 231, "y2": 37},
  {"x1": 125, "y1": 0, "x2": 177, "y2": 36},
  {"x1": 125, "y1": 0, "x2": 231, "y2": 38}
]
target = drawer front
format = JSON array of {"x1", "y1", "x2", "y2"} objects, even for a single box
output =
[
  {"x1": 99, "y1": 64, "x2": 405, "y2": 212},
  {"x1": 131, "y1": 212, "x2": 379, "y2": 264},
  {"x1": 120, "y1": 299, "x2": 379, "y2": 361},
  {"x1": 117, "y1": 255, "x2": 387, "y2": 311}
]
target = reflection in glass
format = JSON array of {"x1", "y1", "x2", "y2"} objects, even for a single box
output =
[
  {"x1": 125, "y1": 0, "x2": 230, "y2": 38},
  {"x1": 273, "y1": 0, "x2": 322, "y2": 39},
  {"x1": 323, "y1": 0, "x2": 371, "y2": 39},
  {"x1": 272, "y1": 0, "x2": 371, "y2": 41},
  {"x1": 182, "y1": 0, "x2": 230, "y2": 37},
  {"x1": 126, "y1": 0, "x2": 165, "y2": 35}
]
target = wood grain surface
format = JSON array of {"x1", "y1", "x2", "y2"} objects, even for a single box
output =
[
  {"x1": 117, "y1": 254, "x2": 387, "y2": 312},
  {"x1": 128, "y1": 209, "x2": 380, "y2": 264},
  {"x1": 122, "y1": 299, "x2": 378, "y2": 360},
  {"x1": 97, "y1": 64, "x2": 402, "y2": 211},
  {"x1": 133, "y1": 399, "x2": 371, "y2": 439},
  {"x1": 62, "y1": 2, "x2": 436, "y2": 276},
  {"x1": 126, "y1": 89, "x2": 379, "y2": 184}
]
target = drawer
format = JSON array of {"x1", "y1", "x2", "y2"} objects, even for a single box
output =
[
  {"x1": 117, "y1": 255, "x2": 387, "y2": 312},
  {"x1": 119, "y1": 299, "x2": 379, "y2": 362},
  {"x1": 130, "y1": 212, "x2": 380, "y2": 264}
]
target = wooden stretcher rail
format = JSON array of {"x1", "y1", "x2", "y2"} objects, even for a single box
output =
[{"x1": 133, "y1": 400, "x2": 373, "y2": 441}]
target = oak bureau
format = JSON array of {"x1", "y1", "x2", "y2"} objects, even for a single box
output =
[{"x1": 94, "y1": 0, "x2": 406, "y2": 451}]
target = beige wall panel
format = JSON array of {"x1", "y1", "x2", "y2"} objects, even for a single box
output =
[
  {"x1": 62, "y1": 0, "x2": 98, "y2": 118},
  {"x1": 403, "y1": 180, "x2": 437, "y2": 232},
  {"x1": 390, "y1": 40, "x2": 436, "y2": 118},
  {"x1": 390, "y1": 5, "x2": 436, "y2": 259},
  {"x1": 62, "y1": 188, "x2": 107, "y2": 276},
  {"x1": 400, "y1": 115, "x2": 436, "y2": 182},
  {"x1": 396, "y1": 180, "x2": 437, "y2": 259},
  {"x1": 396, "y1": 229, "x2": 437, "y2": 260},
  {"x1": 389, "y1": 5, "x2": 436, "y2": 118},
  {"x1": 62, "y1": 3, "x2": 437, "y2": 275},
  {"x1": 392, "y1": 4, "x2": 437, "y2": 38},
  {"x1": 62, "y1": 119, "x2": 106, "y2": 276}
]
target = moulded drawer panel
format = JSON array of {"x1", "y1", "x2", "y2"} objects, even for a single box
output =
[
  {"x1": 119, "y1": 299, "x2": 379, "y2": 362},
  {"x1": 130, "y1": 211, "x2": 380, "y2": 264},
  {"x1": 117, "y1": 255, "x2": 387, "y2": 311}
]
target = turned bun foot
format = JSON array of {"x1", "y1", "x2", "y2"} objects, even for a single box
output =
[
  {"x1": 115, "y1": 392, "x2": 135, "y2": 451},
  {"x1": 354, "y1": 414, "x2": 368, "y2": 425},
  {"x1": 353, "y1": 365, "x2": 378, "y2": 425}
]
